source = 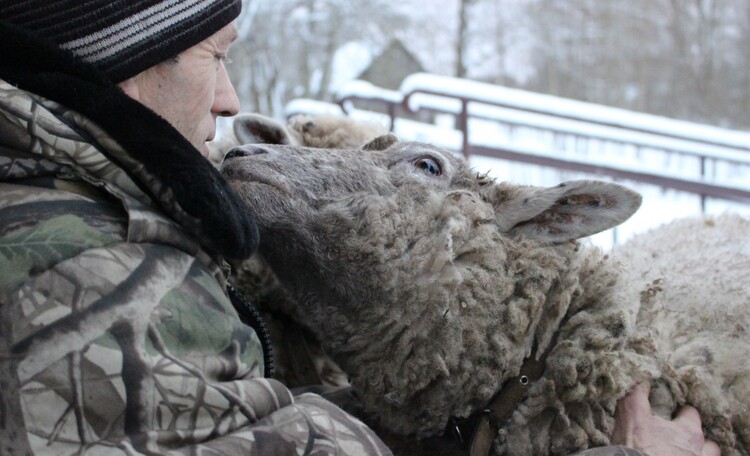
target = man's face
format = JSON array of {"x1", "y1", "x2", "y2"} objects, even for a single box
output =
[{"x1": 119, "y1": 22, "x2": 240, "y2": 158}]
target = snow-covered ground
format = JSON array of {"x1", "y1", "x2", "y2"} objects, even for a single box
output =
[{"x1": 290, "y1": 75, "x2": 750, "y2": 250}]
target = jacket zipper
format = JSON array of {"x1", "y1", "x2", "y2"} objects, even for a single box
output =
[{"x1": 227, "y1": 283, "x2": 275, "y2": 378}]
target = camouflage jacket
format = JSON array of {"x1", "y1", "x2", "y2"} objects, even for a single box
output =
[{"x1": 0, "y1": 21, "x2": 390, "y2": 456}]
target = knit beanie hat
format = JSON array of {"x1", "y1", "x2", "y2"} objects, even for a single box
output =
[{"x1": 0, "y1": 0, "x2": 242, "y2": 83}]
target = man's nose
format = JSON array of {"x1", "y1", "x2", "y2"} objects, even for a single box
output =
[{"x1": 213, "y1": 62, "x2": 240, "y2": 117}]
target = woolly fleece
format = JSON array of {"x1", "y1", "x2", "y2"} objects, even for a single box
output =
[{"x1": 222, "y1": 137, "x2": 749, "y2": 455}]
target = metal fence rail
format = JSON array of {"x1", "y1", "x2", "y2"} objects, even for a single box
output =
[{"x1": 337, "y1": 75, "x2": 750, "y2": 210}]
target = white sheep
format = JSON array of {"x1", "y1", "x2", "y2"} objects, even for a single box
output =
[
  {"x1": 615, "y1": 214, "x2": 750, "y2": 449},
  {"x1": 220, "y1": 128, "x2": 749, "y2": 455}
]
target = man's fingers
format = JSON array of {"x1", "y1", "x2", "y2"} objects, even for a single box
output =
[
  {"x1": 701, "y1": 439, "x2": 721, "y2": 456},
  {"x1": 674, "y1": 405, "x2": 702, "y2": 430},
  {"x1": 620, "y1": 382, "x2": 653, "y2": 417},
  {"x1": 675, "y1": 406, "x2": 718, "y2": 456},
  {"x1": 613, "y1": 385, "x2": 722, "y2": 456}
]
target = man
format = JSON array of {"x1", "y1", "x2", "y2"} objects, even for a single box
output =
[
  {"x1": 0, "y1": 1, "x2": 389, "y2": 454},
  {"x1": 0, "y1": 1, "x2": 719, "y2": 455}
]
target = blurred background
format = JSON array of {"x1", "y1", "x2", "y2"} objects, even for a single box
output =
[
  {"x1": 224, "y1": 0, "x2": 750, "y2": 247},
  {"x1": 228, "y1": 0, "x2": 749, "y2": 127}
]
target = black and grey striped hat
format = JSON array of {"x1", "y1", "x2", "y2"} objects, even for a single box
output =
[{"x1": 1, "y1": 0, "x2": 242, "y2": 82}]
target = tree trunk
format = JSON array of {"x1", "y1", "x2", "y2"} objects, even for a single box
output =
[{"x1": 455, "y1": 0, "x2": 472, "y2": 78}]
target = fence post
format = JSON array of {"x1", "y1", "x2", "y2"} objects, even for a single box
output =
[
  {"x1": 459, "y1": 98, "x2": 469, "y2": 158},
  {"x1": 387, "y1": 101, "x2": 396, "y2": 132},
  {"x1": 700, "y1": 156, "x2": 707, "y2": 213}
]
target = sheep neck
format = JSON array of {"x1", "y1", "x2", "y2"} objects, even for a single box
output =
[
  {"x1": 446, "y1": 322, "x2": 561, "y2": 454},
  {"x1": 446, "y1": 244, "x2": 628, "y2": 450}
]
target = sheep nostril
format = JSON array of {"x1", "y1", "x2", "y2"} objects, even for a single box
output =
[
  {"x1": 224, "y1": 145, "x2": 269, "y2": 161},
  {"x1": 223, "y1": 148, "x2": 246, "y2": 160}
]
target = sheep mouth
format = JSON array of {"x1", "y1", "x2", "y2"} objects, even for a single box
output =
[{"x1": 221, "y1": 162, "x2": 290, "y2": 195}]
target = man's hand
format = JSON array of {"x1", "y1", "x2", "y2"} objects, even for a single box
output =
[{"x1": 612, "y1": 382, "x2": 721, "y2": 456}]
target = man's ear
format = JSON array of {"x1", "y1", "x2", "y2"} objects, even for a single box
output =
[
  {"x1": 481, "y1": 180, "x2": 642, "y2": 242},
  {"x1": 233, "y1": 113, "x2": 293, "y2": 145},
  {"x1": 117, "y1": 76, "x2": 141, "y2": 101}
]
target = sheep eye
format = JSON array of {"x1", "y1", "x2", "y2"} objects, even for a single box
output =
[{"x1": 414, "y1": 157, "x2": 441, "y2": 176}]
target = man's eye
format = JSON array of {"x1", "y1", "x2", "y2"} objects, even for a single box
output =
[
  {"x1": 414, "y1": 157, "x2": 441, "y2": 176},
  {"x1": 216, "y1": 55, "x2": 233, "y2": 65}
]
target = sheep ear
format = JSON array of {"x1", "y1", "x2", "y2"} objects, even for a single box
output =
[
  {"x1": 233, "y1": 113, "x2": 293, "y2": 145},
  {"x1": 363, "y1": 133, "x2": 399, "y2": 151},
  {"x1": 485, "y1": 180, "x2": 641, "y2": 242}
]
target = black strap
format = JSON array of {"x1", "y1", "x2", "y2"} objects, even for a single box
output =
[{"x1": 445, "y1": 336, "x2": 557, "y2": 455}]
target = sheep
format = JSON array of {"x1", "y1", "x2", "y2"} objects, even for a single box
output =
[
  {"x1": 614, "y1": 214, "x2": 750, "y2": 445},
  {"x1": 207, "y1": 113, "x2": 388, "y2": 165},
  {"x1": 220, "y1": 129, "x2": 749, "y2": 455}
]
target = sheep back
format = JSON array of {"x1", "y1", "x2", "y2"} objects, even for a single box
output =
[{"x1": 615, "y1": 214, "x2": 750, "y2": 455}]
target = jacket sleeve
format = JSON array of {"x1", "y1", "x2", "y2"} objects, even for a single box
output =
[
  {"x1": 0, "y1": 197, "x2": 390, "y2": 455},
  {"x1": 570, "y1": 446, "x2": 650, "y2": 456}
]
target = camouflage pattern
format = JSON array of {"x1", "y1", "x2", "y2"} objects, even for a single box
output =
[
  {"x1": 572, "y1": 446, "x2": 649, "y2": 456},
  {"x1": 0, "y1": 80, "x2": 391, "y2": 455}
]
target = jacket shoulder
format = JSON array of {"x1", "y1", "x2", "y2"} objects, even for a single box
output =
[{"x1": 0, "y1": 181, "x2": 127, "y2": 300}]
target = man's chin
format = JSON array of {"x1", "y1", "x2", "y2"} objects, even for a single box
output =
[{"x1": 199, "y1": 143, "x2": 211, "y2": 158}]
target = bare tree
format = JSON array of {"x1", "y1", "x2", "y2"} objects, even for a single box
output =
[
  {"x1": 455, "y1": 0, "x2": 475, "y2": 78},
  {"x1": 519, "y1": 0, "x2": 747, "y2": 128},
  {"x1": 230, "y1": 0, "x2": 750, "y2": 129},
  {"x1": 227, "y1": 0, "x2": 406, "y2": 118}
]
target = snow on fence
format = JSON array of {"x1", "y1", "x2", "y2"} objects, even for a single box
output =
[{"x1": 328, "y1": 73, "x2": 750, "y2": 247}]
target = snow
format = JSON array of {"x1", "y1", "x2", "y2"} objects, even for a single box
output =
[
  {"x1": 397, "y1": 94, "x2": 750, "y2": 164},
  {"x1": 400, "y1": 73, "x2": 750, "y2": 151},
  {"x1": 329, "y1": 42, "x2": 374, "y2": 93},
  {"x1": 285, "y1": 98, "x2": 345, "y2": 118},
  {"x1": 337, "y1": 80, "x2": 403, "y2": 104}
]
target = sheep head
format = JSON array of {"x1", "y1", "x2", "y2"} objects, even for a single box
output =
[{"x1": 221, "y1": 137, "x2": 641, "y2": 437}]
